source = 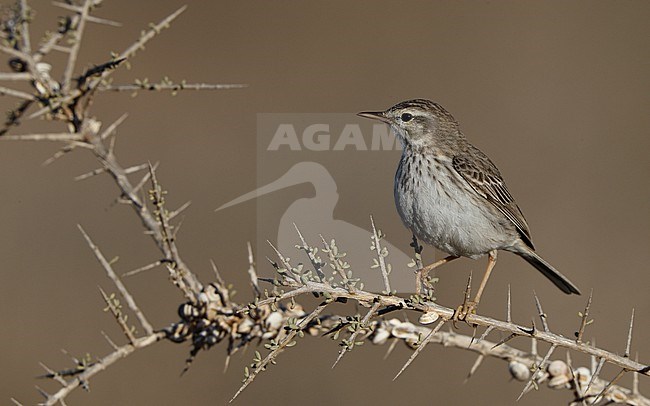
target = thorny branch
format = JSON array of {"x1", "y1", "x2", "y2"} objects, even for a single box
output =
[
  {"x1": 1, "y1": 2, "x2": 648, "y2": 406},
  {"x1": 41, "y1": 332, "x2": 165, "y2": 406},
  {"x1": 0, "y1": 1, "x2": 241, "y2": 403},
  {"x1": 99, "y1": 79, "x2": 248, "y2": 94}
]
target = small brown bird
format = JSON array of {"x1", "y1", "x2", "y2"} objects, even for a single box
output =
[{"x1": 358, "y1": 99, "x2": 580, "y2": 316}]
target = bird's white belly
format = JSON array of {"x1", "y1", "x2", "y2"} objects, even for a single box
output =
[{"x1": 395, "y1": 161, "x2": 508, "y2": 258}]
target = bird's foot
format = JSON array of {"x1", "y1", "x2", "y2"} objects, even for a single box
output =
[
  {"x1": 452, "y1": 271, "x2": 480, "y2": 326},
  {"x1": 452, "y1": 300, "x2": 477, "y2": 326}
]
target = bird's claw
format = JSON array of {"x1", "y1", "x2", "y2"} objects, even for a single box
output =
[{"x1": 452, "y1": 300, "x2": 477, "y2": 326}]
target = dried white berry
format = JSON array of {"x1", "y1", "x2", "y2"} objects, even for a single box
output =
[
  {"x1": 197, "y1": 292, "x2": 209, "y2": 304},
  {"x1": 547, "y1": 360, "x2": 569, "y2": 377},
  {"x1": 508, "y1": 361, "x2": 530, "y2": 381},
  {"x1": 372, "y1": 328, "x2": 391, "y2": 345},
  {"x1": 387, "y1": 318, "x2": 401, "y2": 328},
  {"x1": 237, "y1": 318, "x2": 254, "y2": 334},
  {"x1": 391, "y1": 321, "x2": 418, "y2": 341},
  {"x1": 265, "y1": 311, "x2": 283, "y2": 331},
  {"x1": 548, "y1": 374, "x2": 570, "y2": 389}
]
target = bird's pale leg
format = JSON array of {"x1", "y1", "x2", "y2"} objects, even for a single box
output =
[
  {"x1": 416, "y1": 255, "x2": 459, "y2": 295},
  {"x1": 454, "y1": 250, "x2": 498, "y2": 322},
  {"x1": 474, "y1": 250, "x2": 498, "y2": 306}
]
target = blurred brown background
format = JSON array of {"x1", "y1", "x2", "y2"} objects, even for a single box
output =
[{"x1": 1, "y1": 1, "x2": 649, "y2": 404}]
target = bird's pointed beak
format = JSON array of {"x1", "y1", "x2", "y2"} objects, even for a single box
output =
[{"x1": 357, "y1": 110, "x2": 390, "y2": 124}]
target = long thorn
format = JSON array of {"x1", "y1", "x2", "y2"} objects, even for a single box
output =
[
  {"x1": 384, "y1": 338, "x2": 399, "y2": 360},
  {"x1": 507, "y1": 284, "x2": 511, "y2": 323},
  {"x1": 122, "y1": 260, "x2": 162, "y2": 277},
  {"x1": 517, "y1": 344, "x2": 557, "y2": 401},
  {"x1": 565, "y1": 351, "x2": 586, "y2": 405},
  {"x1": 100, "y1": 113, "x2": 128, "y2": 140},
  {"x1": 590, "y1": 368, "x2": 626, "y2": 405},
  {"x1": 492, "y1": 333, "x2": 517, "y2": 349},
  {"x1": 393, "y1": 319, "x2": 446, "y2": 381},
  {"x1": 464, "y1": 354, "x2": 485, "y2": 383},
  {"x1": 533, "y1": 291, "x2": 549, "y2": 332},
  {"x1": 168, "y1": 201, "x2": 191, "y2": 220},
  {"x1": 247, "y1": 242, "x2": 260, "y2": 298},
  {"x1": 624, "y1": 308, "x2": 635, "y2": 358},
  {"x1": 585, "y1": 357, "x2": 606, "y2": 395},
  {"x1": 476, "y1": 325, "x2": 494, "y2": 345}
]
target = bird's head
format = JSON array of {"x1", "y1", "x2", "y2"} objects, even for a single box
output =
[{"x1": 358, "y1": 99, "x2": 460, "y2": 148}]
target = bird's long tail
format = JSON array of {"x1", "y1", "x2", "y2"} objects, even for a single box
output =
[{"x1": 515, "y1": 246, "x2": 581, "y2": 295}]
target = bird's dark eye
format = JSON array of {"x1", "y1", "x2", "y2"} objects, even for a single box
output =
[{"x1": 401, "y1": 113, "x2": 413, "y2": 122}]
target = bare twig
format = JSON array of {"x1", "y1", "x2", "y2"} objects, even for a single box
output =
[
  {"x1": 28, "y1": 6, "x2": 190, "y2": 120},
  {"x1": 43, "y1": 332, "x2": 164, "y2": 406},
  {"x1": 0, "y1": 132, "x2": 83, "y2": 141},
  {"x1": 0, "y1": 85, "x2": 35, "y2": 100},
  {"x1": 533, "y1": 291, "x2": 550, "y2": 332},
  {"x1": 52, "y1": 1, "x2": 121, "y2": 26},
  {"x1": 120, "y1": 6, "x2": 187, "y2": 61},
  {"x1": 19, "y1": 0, "x2": 31, "y2": 53},
  {"x1": 0, "y1": 45, "x2": 54, "y2": 95},
  {"x1": 100, "y1": 82, "x2": 247, "y2": 92},
  {"x1": 0, "y1": 72, "x2": 31, "y2": 80},
  {"x1": 61, "y1": 0, "x2": 92, "y2": 93},
  {"x1": 79, "y1": 225, "x2": 154, "y2": 335},
  {"x1": 147, "y1": 164, "x2": 202, "y2": 299},
  {"x1": 34, "y1": 0, "x2": 103, "y2": 60},
  {"x1": 576, "y1": 289, "x2": 593, "y2": 343},
  {"x1": 122, "y1": 260, "x2": 163, "y2": 277},
  {"x1": 99, "y1": 287, "x2": 136, "y2": 343}
]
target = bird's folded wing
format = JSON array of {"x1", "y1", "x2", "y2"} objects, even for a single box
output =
[{"x1": 452, "y1": 152, "x2": 534, "y2": 249}]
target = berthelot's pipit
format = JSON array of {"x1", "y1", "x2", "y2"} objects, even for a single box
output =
[{"x1": 358, "y1": 99, "x2": 580, "y2": 318}]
